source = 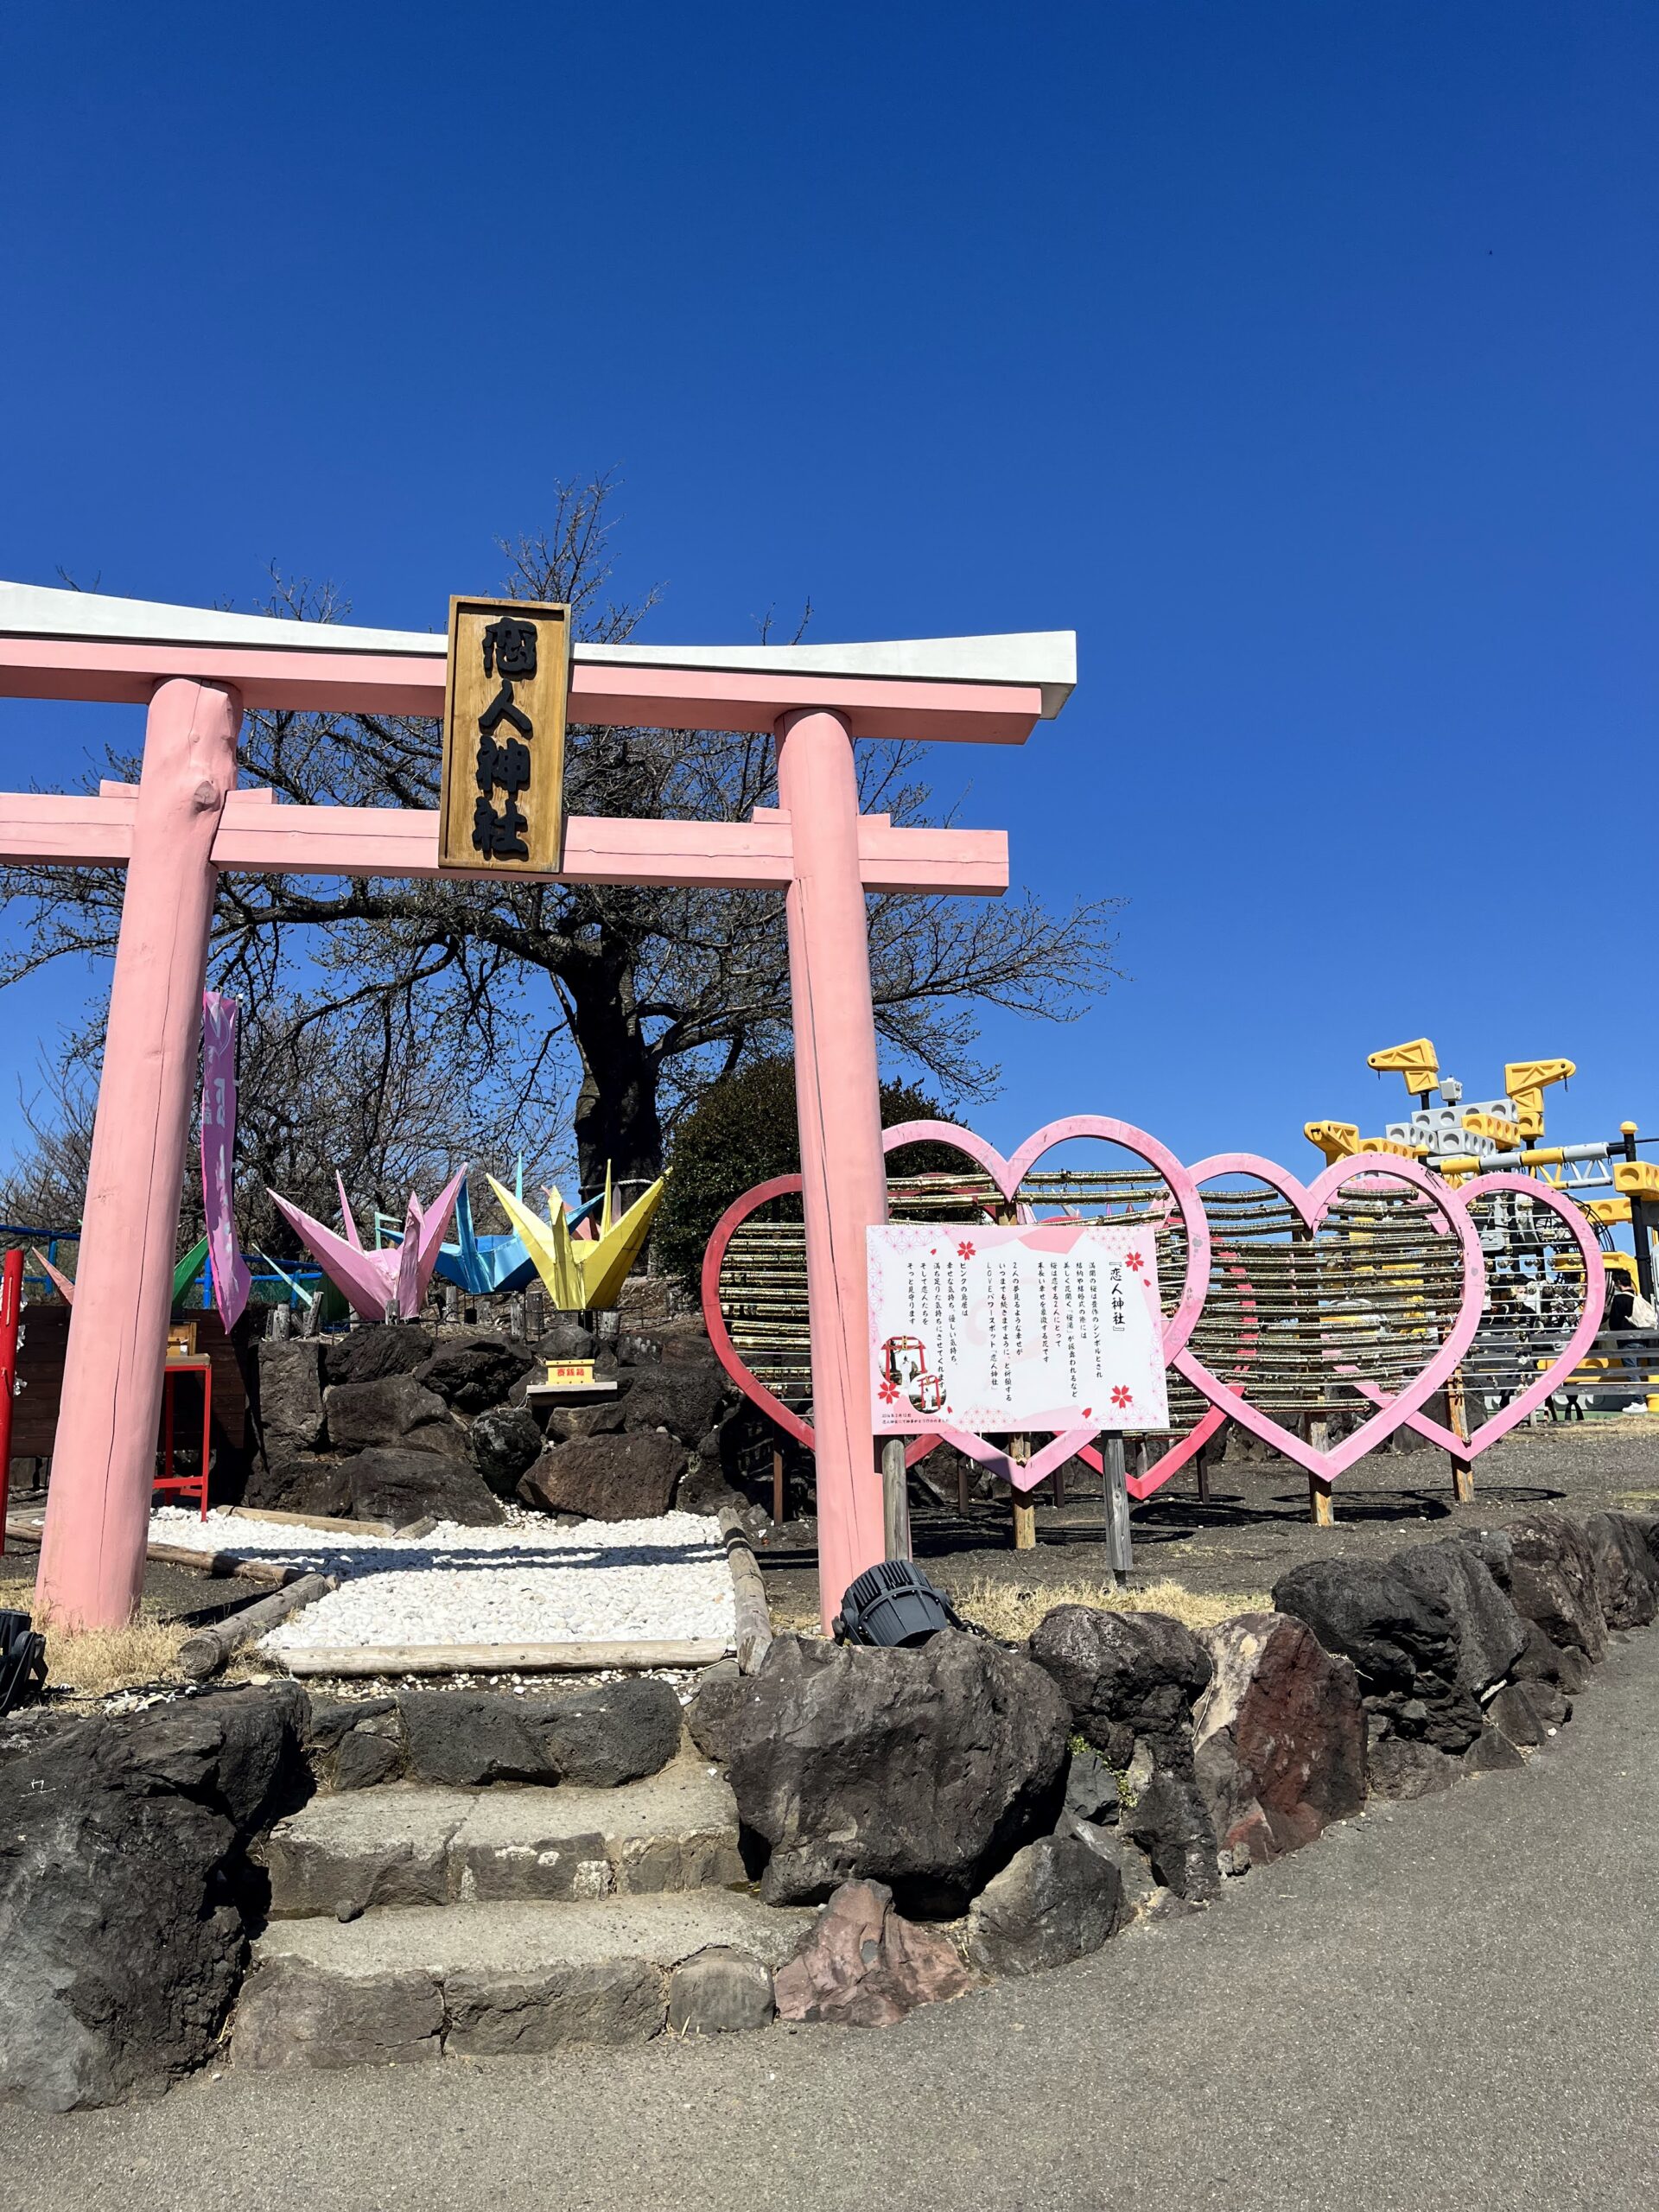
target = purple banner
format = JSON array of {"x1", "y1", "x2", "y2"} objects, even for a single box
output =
[{"x1": 200, "y1": 991, "x2": 252, "y2": 1329}]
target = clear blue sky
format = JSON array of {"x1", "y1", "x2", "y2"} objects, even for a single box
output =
[{"x1": 1, "y1": 2, "x2": 1654, "y2": 1176}]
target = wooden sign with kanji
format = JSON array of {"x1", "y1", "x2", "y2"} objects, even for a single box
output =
[{"x1": 440, "y1": 595, "x2": 571, "y2": 874}]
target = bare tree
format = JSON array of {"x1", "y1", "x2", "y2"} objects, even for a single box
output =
[
  {"x1": 0, "y1": 985, "x2": 568, "y2": 1270},
  {"x1": 0, "y1": 474, "x2": 1120, "y2": 1198}
]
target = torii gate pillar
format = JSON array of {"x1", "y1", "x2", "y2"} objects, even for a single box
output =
[
  {"x1": 777, "y1": 708, "x2": 889, "y2": 1615},
  {"x1": 36, "y1": 678, "x2": 241, "y2": 1626}
]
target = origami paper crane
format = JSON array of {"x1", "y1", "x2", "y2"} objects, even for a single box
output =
[
  {"x1": 486, "y1": 1166, "x2": 668, "y2": 1312},
  {"x1": 376, "y1": 1163, "x2": 602, "y2": 1299},
  {"x1": 266, "y1": 1167, "x2": 467, "y2": 1323}
]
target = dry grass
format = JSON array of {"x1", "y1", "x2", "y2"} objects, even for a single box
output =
[
  {"x1": 0, "y1": 1572, "x2": 264, "y2": 1699},
  {"x1": 764, "y1": 1573, "x2": 1268, "y2": 1643},
  {"x1": 943, "y1": 1574, "x2": 1270, "y2": 1641}
]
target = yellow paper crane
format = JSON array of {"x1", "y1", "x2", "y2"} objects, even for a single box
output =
[{"x1": 487, "y1": 1166, "x2": 669, "y2": 1312}]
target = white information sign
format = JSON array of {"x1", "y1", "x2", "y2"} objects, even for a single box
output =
[{"x1": 867, "y1": 1221, "x2": 1170, "y2": 1434}]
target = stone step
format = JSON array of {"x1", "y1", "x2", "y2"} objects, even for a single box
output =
[
  {"x1": 261, "y1": 1757, "x2": 747, "y2": 1916},
  {"x1": 234, "y1": 1891, "x2": 814, "y2": 2067}
]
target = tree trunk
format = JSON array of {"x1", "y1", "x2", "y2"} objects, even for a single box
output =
[{"x1": 562, "y1": 943, "x2": 665, "y2": 1197}]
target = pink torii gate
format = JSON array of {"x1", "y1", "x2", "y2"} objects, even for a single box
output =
[{"x1": 0, "y1": 580, "x2": 1076, "y2": 1629}]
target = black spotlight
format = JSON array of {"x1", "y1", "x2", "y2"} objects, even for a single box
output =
[
  {"x1": 834, "y1": 1560, "x2": 966, "y2": 1648},
  {"x1": 0, "y1": 1609, "x2": 48, "y2": 1717}
]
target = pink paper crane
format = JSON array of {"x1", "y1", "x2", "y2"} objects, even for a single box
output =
[{"x1": 267, "y1": 1167, "x2": 467, "y2": 1323}]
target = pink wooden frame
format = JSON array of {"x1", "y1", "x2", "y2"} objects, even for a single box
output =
[
  {"x1": 1173, "y1": 1152, "x2": 1486, "y2": 1483},
  {"x1": 1078, "y1": 1242, "x2": 1260, "y2": 1500},
  {"x1": 878, "y1": 1117, "x2": 1212, "y2": 1493},
  {"x1": 1352, "y1": 1169, "x2": 1606, "y2": 1457},
  {"x1": 700, "y1": 1171, "x2": 944, "y2": 1471}
]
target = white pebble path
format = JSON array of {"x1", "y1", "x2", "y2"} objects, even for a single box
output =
[{"x1": 148, "y1": 1508, "x2": 736, "y2": 1653}]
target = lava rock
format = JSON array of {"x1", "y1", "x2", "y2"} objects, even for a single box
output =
[
  {"x1": 721, "y1": 1631, "x2": 1070, "y2": 1913},
  {"x1": 1062, "y1": 1746, "x2": 1121, "y2": 1827},
  {"x1": 323, "y1": 1323, "x2": 439, "y2": 1388},
  {"x1": 674, "y1": 1461, "x2": 745, "y2": 1518},
  {"x1": 1450, "y1": 1526, "x2": 1516, "y2": 1590},
  {"x1": 342, "y1": 1446, "x2": 505, "y2": 1529},
  {"x1": 0, "y1": 1687, "x2": 308, "y2": 2111},
  {"x1": 1504, "y1": 1514, "x2": 1607, "y2": 1661},
  {"x1": 684, "y1": 1658, "x2": 747, "y2": 1764},
  {"x1": 1065, "y1": 1820, "x2": 1159, "y2": 1915},
  {"x1": 665, "y1": 1947, "x2": 775, "y2": 2035},
  {"x1": 518, "y1": 1431, "x2": 690, "y2": 1522},
  {"x1": 1270, "y1": 1559, "x2": 1457, "y2": 1695},
  {"x1": 1367, "y1": 1737, "x2": 1460, "y2": 1800},
  {"x1": 1027, "y1": 1606, "x2": 1213, "y2": 1770},
  {"x1": 1122, "y1": 1767, "x2": 1221, "y2": 1900},
  {"x1": 469, "y1": 1404, "x2": 545, "y2": 1494},
  {"x1": 302, "y1": 1697, "x2": 400, "y2": 1788},
  {"x1": 324, "y1": 1374, "x2": 470, "y2": 1461},
  {"x1": 964, "y1": 1833, "x2": 1126, "y2": 1976},
  {"x1": 1583, "y1": 1512, "x2": 1659, "y2": 1630},
  {"x1": 1487, "y1": 1679, "x2": 1569, "y2": 1749},
  {"x1": 415, "y1": 1335, "x2": 536, "y2": 1415},
  {"x1": 1192, "y1": 1612, "x2": 1366, "y2": 1866},
  {"x1": 397, "y1": 1679, "x2": 681, "y2": 1789},
  {"x1": 1390, "y1": 1541, "x2": 1527, "y2": 1694},
  {"x1": 612, "y1": 1361, "x2": 730, "y2": 1444},
  {"x1": 1461, "y1": 1726, "x2": 1526, "y2": 1775},
  {"x1": 241, "y1": 1455, "x2": 353, "y2": 1520},
  {"x1": 333, "y1": 1716, "x2": 406, "y2": 1791},
  {"x1": 540, "y1": 1395, "x2": 629, "y2": 1445},
  {"x1": 772, "y1": 1879, "x2": 979, "y2": 2026},
  {"x1": 254, "y1": 1339, "x2": 327, "y2": 1460},
  {"x1": 1272, "y1": 1558, "x2": 1482, "y2": 1751},
  {"x1": 1509, "y1": 1619, "x2": 1589, "y2": 1691},
  {"x1": 536, "y1": 1318, "x2": 596, "y2": 1363}
]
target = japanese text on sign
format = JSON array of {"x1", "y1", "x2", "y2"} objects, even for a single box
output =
[
  {"x1": 867, "y1": 1221, "x2": 1170, "y2": 1433},
  {"x1": 439, "y1": 596, "x2": 571, "y2": 874}
]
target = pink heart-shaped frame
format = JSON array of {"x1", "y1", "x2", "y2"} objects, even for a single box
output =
[
  {"x1": 880, "y1": 1116, "x2": 1211, "y2": 1492},
  {"x1": 702, "y1": 1119, "x2": 1212, "y2": 1496},
  {"x1": 1078, "y1": 1243, "x2": 1260, "y2": 1500},
  {"x1": 701, "y1": 1172, "x2": 944, "y2": 1471},
  {"x1": 1351, "y1": 1168, "x2": 1605, "y2": 1458},
  {"x1": 1173, "y1": 1152, "x2": 1485, "y2": 1483}
]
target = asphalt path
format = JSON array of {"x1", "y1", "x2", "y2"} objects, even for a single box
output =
[{"x1": 13, "y1": 1620, "x2": 1658, "y2": 2211}]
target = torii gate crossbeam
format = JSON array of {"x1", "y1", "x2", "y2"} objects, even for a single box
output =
[{"x1": 0, "y1": 582, "x2": 1076, "y2": 1630}]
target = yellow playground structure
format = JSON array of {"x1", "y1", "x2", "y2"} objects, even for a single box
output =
[{"x1": 1306, "y1": 1038, "x2": 1658, "y2": 1413}]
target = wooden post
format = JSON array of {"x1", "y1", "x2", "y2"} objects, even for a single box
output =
[
  {"x1": 1306, "y1": 1412, "x2": 1334, "y2": 1524},
  {"x1": 881, "y1": 1436, "x2": 911, "y2": 1560},
  {"x1": 1445, "y1": 1367, "x2": 1475, "y2": 1503},
  {"x1": 1101, "y1": 1431, "x2": 1133, "y2": 1580},
  {"x1": 1010, "y1": 1435, "x2": 1036, "y2": 1550},
  {"x1": 957, "y1": 1453, "x2": 972, "y2": 1515},
  {"x1": 1195, "y1": 1431, "x2": 1212, "y2": 1504},
  {"x1": 771, "y1": 1442, "x2": 786, "y2": 1527}
]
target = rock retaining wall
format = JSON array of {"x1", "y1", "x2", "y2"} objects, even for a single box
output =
[{"x1": 3, "y1": 1507, "x2": 1655, "y2": 2107}]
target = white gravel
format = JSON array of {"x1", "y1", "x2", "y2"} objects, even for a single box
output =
[{"x1": 148, "y1": 1508, "x2": 735, "y2": 1654}]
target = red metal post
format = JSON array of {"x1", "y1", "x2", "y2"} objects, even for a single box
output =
[{"x1": 0, "y1": 1249, "x2": 25, "y2": 1554}]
